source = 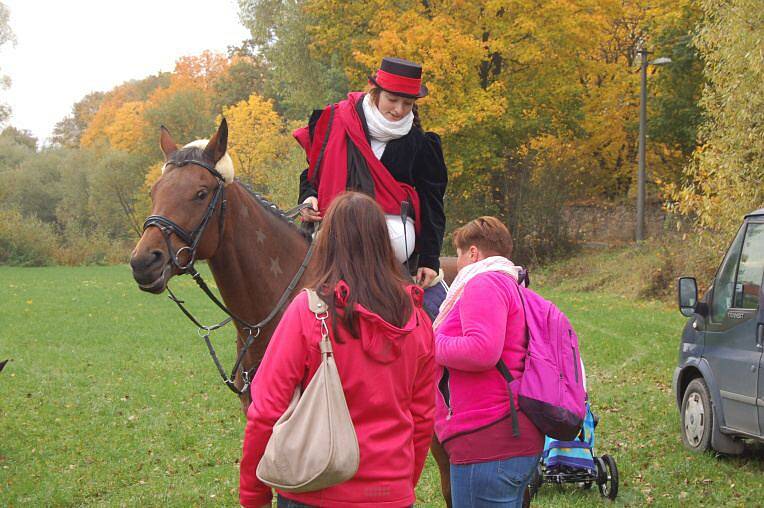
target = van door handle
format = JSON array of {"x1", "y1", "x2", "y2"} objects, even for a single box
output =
[{"x1": 757, "y1": 323, "x2": 764, "y2": 349}]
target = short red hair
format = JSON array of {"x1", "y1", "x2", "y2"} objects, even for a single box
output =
[{"x1": 452, "y1": 216, "x2": 513, "y2": 258}]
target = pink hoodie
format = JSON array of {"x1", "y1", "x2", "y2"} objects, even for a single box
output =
[
  {"x1": 240, "y1": 284, "x2": 435, "y2": 508},
  {"x1": 434, "y1": 271, "x2": 542, "y2": 450}
]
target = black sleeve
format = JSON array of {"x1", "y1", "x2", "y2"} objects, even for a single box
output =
[
  {"x1": 298, "y1": 168, "x2": 317, "y2": 204},
  {"x1": 413, "y1": 131, "x2": 448, "y2": 272},
  {"x1": 296, "y1": 109, "x2": 325, "y2": 205}
]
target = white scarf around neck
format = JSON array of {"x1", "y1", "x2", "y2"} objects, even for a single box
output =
[
  {"x1": 362, "y1": 93, "x2": 413, "y2": 159},
  {"x1": 432, "y1": 256, "x2": 521, "y2": 331}
]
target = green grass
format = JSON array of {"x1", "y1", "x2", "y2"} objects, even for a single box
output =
[{"x1": 2, "y1": 264, "x2": 764, "y2": 506}]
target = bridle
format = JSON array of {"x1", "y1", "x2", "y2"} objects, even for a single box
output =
[
  {"x1": 142, "y1": 158, "x2": 314, "y2": 395},
  {"x1": 143, "y1": 159, "x2": 227, "y2": 273}
]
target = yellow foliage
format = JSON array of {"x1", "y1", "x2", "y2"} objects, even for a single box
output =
[
  {"x1": 172, "y1": 50, "x2": 229, "y2": 91},
  {"x1": 220, "y1": 93, "x2": 292, "y2": 186},
  {"x1": 103, "y1": 101, "x2": 148, "y2": 152}
]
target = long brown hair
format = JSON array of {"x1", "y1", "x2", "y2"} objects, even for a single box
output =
[{"x1": 307, "y1": 192, "x2": 413, "y2": 339}]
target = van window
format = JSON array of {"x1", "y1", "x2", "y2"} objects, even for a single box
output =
[
  {"x1": 711, "y1": 224, "x2": 746, "y2": 322},
  {"x1": 734, "y1": 223, "x2": 764, "y2": 309}
]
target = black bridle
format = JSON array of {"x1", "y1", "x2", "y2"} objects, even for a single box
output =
[
  {"x1": 144, "y1": 159, "x2": 228, "y2": 273},
  {"x1": 142, "y1": 159, "x2": 314, "y2": 395}
]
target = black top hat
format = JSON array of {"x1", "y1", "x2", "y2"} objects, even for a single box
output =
[{"x1": 369, "y1": 57, "x2": 428, "y2": 98}]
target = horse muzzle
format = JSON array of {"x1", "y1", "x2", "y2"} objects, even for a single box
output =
[{"x1": 130, "y1": 245, "x2": 172, "y2": 294}]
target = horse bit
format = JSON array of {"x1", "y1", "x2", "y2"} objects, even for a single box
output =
[{"x1": 142, "y1": 158, "x2": 314, "y2": 396}]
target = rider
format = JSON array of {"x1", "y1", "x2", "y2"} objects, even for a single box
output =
[{"x1": 294, "y1": 57, "x2": 448, "y2": 298}]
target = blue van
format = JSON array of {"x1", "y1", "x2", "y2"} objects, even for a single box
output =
[{"x1": 673, "y1": 209, "x2": 764, "y2": 454}]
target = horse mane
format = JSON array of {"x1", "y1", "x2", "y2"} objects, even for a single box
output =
[{"x1": 237, "y1": 181, "x2": 312, "y2": 243}]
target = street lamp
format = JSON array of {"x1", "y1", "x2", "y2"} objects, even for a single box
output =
[{"x1": 636, "y1": 49, "x2": 671, "y2": 242}]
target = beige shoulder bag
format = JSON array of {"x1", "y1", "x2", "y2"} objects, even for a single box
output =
[{"x1": 256, "y1": 289, "x2": 360, "y2": 492}]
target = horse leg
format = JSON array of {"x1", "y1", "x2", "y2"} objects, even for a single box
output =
[{"x1": 431, "y1": 435, "x2": 452, "y2": 507}]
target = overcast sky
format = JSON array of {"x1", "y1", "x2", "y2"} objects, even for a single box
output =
[{"x1": 1, "y1": 0, "x2": 250, "y2": 143}]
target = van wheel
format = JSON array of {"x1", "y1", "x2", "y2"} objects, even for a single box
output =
[{"x1": 681, "y1": 378, "x2": 713, "y2": 452}]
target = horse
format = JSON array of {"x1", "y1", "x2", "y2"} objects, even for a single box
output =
[
  {"x1": 129, "y1": 119, "x2": 315, "y2": 410},
  {"x1": 129, "y1": 118, "x2": 457, "y2": 506}
]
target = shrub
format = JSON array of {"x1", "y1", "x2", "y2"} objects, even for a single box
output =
[
  {"x1": 54, "y1": 226, "x2": 132, "y2": 266},
  {"x1": 0, "y1": 209, "x2": 57, "y2": 266}
]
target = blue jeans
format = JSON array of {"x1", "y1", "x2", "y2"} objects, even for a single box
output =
[
  {"x1": 277, "y1": 495, "x2": 314, "y2": 508},
  {"x1": 450, "y1": 455, "x2": 540, "y2": 508},
  {"x1": 277, "y1": 494, "x2": 413, "y2": 507}
]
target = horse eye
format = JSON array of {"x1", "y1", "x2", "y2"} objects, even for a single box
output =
[{"x1": 196, "y1": 190, "x2": 208, "y2": 200}]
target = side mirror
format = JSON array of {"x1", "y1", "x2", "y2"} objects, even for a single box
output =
[{"x1": 678, "y1": 277, "x2": 698, "y2": 318}]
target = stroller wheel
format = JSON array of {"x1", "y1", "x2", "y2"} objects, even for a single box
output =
[
  {"x1": 528, "y1": 463, "x2": 543, "y2": 498},
  {"x1": 596, "y1": 454, "x2": 619, "y2": 500}
]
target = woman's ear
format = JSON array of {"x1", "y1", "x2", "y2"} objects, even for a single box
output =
[{"x1": 469, "y1": 245, "x2": 481, "y2": 262}]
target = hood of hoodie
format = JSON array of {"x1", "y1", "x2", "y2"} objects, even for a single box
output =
[{"x1": 334, "y1": 282, "x2": 425, "y2": 364}]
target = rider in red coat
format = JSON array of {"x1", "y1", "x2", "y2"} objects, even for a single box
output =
[{"x1": 295, "y1": 57, "x2": 448, "y2": 289}]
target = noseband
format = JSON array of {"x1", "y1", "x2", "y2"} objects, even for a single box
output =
[{"x1": 143, "y1": 159, "x2": 227, "y2": 272}]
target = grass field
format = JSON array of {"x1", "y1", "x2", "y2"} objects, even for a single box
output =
[{"x1": 2, "y1": 264, "x2": 764, "y2": 506}]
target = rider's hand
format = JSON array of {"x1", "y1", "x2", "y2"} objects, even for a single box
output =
[
  {"x1": 299, "y1": 196, "x2": 322, "y2": 223},
  {"x1": 416, "y1": 267, "x2": 437, "y2": 288}
]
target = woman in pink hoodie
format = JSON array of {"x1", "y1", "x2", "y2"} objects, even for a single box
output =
[
  {"x1": 239, "y1": 192, "x2": 435, "y2": 508},
  {"x1": 433, "y1": 217, "x2": 542, "y2": 507}
]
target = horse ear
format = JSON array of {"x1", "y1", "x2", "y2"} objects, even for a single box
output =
[
  {"x1": 159, "y1": 125, "x2": 178, "y2": 159},
  {"x1": 204, "y1": 118, "x2": 228, "y2": 163}
]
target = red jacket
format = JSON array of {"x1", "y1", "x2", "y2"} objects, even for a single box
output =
[{"x1": 240, "y1": 285, "x2": 436, "y2": 508}]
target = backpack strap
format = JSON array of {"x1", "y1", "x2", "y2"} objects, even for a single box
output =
[
  {"x1": 494, "y1": 277, "x2": 530, "y2": 438},
  {"x1": 496, "y1": 359, "x2": 520, "y2": 437}
]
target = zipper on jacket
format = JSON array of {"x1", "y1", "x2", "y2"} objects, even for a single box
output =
[
  {"x1": 438, "y1": 368, "x2": 452, "y2": 419},
  {"x1": 571, "y1": 330, "x2": 579, "y2": 383},
  {"x1": 557, "y1": 317, "x2": 564, "y2": 382}
]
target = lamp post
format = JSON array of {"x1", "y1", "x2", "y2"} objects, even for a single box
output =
[{"x1": 636, "y1": 49, "x2": 671, "y2": 242}]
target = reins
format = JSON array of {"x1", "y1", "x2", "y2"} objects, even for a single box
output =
[{"x1": 143, "y1": 159, "x2": 314, "y2": 395}]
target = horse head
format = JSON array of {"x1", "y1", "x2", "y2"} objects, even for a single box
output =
[{"x1": 130, "y1": 119, "x2": 231, "y2": 293}]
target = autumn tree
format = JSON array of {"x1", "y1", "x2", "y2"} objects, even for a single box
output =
[
  {"x1": 238, "y1": 0, "x2": 349, "y2": 119},
  {"x1": 0, "y1": 126, "x2": 36, "y2": 151},
  {"x1": 0, "y1": 1, "x2": 15, "y2": 124},
  {"x1": 211, "y1": 55, "x2": 270, "y2": 113},
  {"x1": 80, "y1": 74, "x2": 171, "y2": 149},
  {"x1": 672, "y1": 0, "x2": 764, "y2": 238},
  {"x1": 51, "y1": 92, "x2": 105, "y2": 148},
  {"x1": 220, "y1": 93, "x2": 298, "y2": 203}
]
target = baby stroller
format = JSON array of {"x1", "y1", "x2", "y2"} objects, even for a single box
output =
[{"x1": 528, "y1": 401, "x2": 619, "y2": 501}]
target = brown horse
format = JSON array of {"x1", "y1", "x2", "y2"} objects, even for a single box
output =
[
  {"x1": 130, "y1": 119, "x2": 458, "y2": 505},
  {"x1": 129, "y1": 119, "x2": 314, "y2": 409}
]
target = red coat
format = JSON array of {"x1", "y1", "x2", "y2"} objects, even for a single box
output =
[
  {"x1": 239, "y1": 285, "x2": 436, "y2": 508},
  {"x1": 293, "y1": 92, "x2": 422, "y2": 234}
]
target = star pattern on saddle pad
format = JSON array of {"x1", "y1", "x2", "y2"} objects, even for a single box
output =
[
  {"x1": 255, "y1": 229, "x2": 266, "y2": 244},
  {"x1": 269, "y1": 257, "x2": 283, "y2": 277}
]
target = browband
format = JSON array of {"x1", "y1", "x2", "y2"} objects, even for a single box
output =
[{"x1": 163, "y1": 159, "x2": 226, "y2": 182}]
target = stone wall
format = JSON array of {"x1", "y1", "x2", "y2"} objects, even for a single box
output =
[{"x1": 563, "y1": 202, "x2": 683, "y2": 246}]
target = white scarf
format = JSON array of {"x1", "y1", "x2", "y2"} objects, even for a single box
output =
[
  {"x1": 432, "y1": 256, "x2": 521, "y2": 331},
  {"x1": 362, "y1": 93, "x2": 413, "y2": 159}
]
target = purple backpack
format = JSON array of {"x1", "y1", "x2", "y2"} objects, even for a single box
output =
[{"x1": 497, "y1": 281, "x2": 586, "y2": 441}]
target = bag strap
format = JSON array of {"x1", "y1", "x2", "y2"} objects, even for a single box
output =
[
  {"x1": 306, "y1": 288, "x2": 328, "y2": 314},
  {"x1": 305, "y1": 289, "x2": 333, "y2": 355}
]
